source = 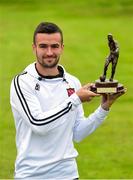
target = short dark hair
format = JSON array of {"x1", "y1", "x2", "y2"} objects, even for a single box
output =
[{"x1": 33, "y1": 22, "x2": 63, "y2": 44}]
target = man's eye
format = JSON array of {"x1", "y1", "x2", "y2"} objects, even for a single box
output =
[
  {"x1": 39, "y1": 44, "x2": 47, "y2": 48},
  {"x1": 51, "y1": 44, "x2": 59, "y2": 48}
]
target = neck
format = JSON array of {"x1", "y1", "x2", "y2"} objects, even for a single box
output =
[{"x1": 35, "y1": 62, "x2": 59, "y2": 76}]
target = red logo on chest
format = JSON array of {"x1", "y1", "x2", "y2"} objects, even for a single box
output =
[{"x1": 67, "y1": 88, "x2": 75, "y2": 97}]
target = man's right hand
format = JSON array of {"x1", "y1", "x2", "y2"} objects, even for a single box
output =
[{"x1": 76, "y1": 83, "x2": 100, "y2": 102}]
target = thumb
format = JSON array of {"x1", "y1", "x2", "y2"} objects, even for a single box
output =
[{"x1": 82, "y1": 83, "x2": 94, "y2": 90}]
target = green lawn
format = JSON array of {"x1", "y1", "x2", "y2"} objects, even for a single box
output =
[{"x1": 0, "y1": 0, "x2": 133, "y2": 179}]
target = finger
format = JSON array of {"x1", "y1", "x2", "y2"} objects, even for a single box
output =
[
  {"x1": 87, "y1": 90, "x2": 101, "y2": 97},
  {"x1": 119, "y1": 88, "x2": 127, "y2": 93},
  {"x1": 109, "y1": 90, "x2": 125, "y2": 99},
  {"x1": 116, "y1": 91, "x2": 125, "y2": 97},
  {"x1": 113, "y1": 88, "x2": 126, "y2": 96},
  {"x1": 83, "y1": 83, "x2": 94, "y2": 90}
]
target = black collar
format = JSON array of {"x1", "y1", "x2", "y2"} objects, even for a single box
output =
[{"x1": 35, "y1": 64, "x2": 64, "y2": 79}]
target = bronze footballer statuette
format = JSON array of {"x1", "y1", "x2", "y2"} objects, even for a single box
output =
[{"x1": 90, "y1": 34, "x2": 124, "y2": 93}]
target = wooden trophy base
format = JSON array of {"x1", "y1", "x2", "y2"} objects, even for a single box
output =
[{"x1": 90, "y1": 79, "x2": 124, "y2": 93}]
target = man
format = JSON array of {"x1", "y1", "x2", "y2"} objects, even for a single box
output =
[{"x1": 10, "y1": 22, "x2": 125, "y2": 179}]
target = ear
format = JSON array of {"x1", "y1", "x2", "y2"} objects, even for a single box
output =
[
  {"x1": 32, "y1": 43, "x2": 36, "y2": 54},
  {"x1": 61, "y1": 44, "x2": 64, "y2": 53}
]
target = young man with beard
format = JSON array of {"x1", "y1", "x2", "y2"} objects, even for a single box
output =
[{"x1": 10, "y1": 22, "x2": 125, "y2": 179}]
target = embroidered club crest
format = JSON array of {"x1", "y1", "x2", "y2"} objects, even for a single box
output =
[
  {"x1": 67, "y1": 88, "x2": 75, "y2": 97},
  {"x1": 35, "y1": 83, "x2": 40, "y2": 91}
]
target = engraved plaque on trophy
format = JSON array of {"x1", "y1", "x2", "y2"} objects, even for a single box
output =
[{"x1": 90, "y1": 34, "x2": 124, "y2": 93}]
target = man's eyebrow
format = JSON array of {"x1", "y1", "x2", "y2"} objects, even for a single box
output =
[
  {"x1": 51, "y1": 43, "x2": 60, "y2": 47},
  {"x1": 38, "y1": 42, "x2": 60, "y2": 45},
  {"x1": 38, "y1": 43, "x2": 60, "y2": 47},
  {"x1": 38, "y1": 43, "x2": 47, "y2": 47},
  {"x1": 39, "y1": 43, "x2": 47, "y2": 45}
]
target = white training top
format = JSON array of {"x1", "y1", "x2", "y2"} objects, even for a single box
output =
[{"x1": 10, "y1": 63, "x2": 108, "y2": 179}]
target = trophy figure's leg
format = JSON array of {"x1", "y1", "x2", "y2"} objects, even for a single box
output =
[
  {"x1": 100, "y1": 57, "x2": 110, "y2": 82},
  {"x1": 110, "y1": 58, "x2": 118, "y2": 81}
]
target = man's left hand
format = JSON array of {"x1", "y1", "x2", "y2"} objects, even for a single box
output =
[{"x1": 101, "y1": 89, "x2": 126, "y2": 111}]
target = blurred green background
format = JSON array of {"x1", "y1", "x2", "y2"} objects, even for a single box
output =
[{"x1": 0, "y1": 0, "x2": 133, "y2": 179}]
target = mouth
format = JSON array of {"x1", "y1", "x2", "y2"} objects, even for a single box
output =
[
  {"x1": 45, "y1": 59, "x2": 55, "y2": 63},
  {"x1": 43, "y1": 56, "x2": 56, "y2": 61}
]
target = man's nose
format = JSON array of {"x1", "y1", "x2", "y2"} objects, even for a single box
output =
[{"x1": 46, "y1": 47, "x2": 53, "y2": 56}]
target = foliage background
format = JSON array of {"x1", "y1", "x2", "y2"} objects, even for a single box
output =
[{"x1": 0, "y1": 0, "x2": 133, "y2": 179}]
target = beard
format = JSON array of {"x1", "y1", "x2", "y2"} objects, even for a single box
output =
[
  {"x1": 36, "y1": 51, "x2": 60, "y2": 68},
  {"x1": 38, "y1": 56, "x2": 59, "y2": 68}
]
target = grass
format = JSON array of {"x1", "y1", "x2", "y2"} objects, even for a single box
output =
[{"x1": 0, "y1": 0, "x2": 133, "y2": 179}]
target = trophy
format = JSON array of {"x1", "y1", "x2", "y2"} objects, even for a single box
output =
[{"x1": 90, "y1": 34, "x2": 124, "y2": 93}]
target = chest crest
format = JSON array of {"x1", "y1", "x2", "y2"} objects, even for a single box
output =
[{"x1": 66, "y1": 88, "x2": 75, "y2": 97}]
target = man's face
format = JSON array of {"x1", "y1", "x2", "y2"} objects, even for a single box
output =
[{"x1": 32, "y1": 33, "x2": 64, "y2": 68}]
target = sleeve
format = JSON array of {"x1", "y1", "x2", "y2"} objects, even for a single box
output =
[
  {"x1": 73, "y1": 104, "x2": 109, "y2": 142},
  {"x1": 10, "y1": 74, "x2": 81, "y2": 136}
]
